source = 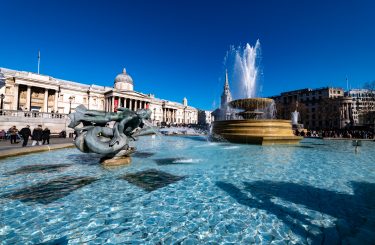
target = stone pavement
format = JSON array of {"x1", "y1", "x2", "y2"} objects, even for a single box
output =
[{"x1": 0, "y1": 137, "x2": 75, "y2": 159}]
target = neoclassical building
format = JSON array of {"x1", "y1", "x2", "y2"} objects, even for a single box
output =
[{"x1": 0, "y1": 67, "x2": 198, "y2": 132}]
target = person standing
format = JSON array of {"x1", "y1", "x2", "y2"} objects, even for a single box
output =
[
  {"x1": 9, "y1": 126, "x2": 18, "y2": 144},
  {"x1": 32, "y1": 125, "x2": 43, "y2": 146},
  {"x1": 42, "y1": 127, "x2": 51, "y2": 145},
  {"x1": 0, "y1": 129, "x2": 6, "y2": 140},
  {"x1": 19, "y1": 125, "x2": 32, "y2": 147}
]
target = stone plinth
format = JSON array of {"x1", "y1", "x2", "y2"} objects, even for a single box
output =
[{"x1": 101, "y1": 156, "x2": 132, "y2": 167}]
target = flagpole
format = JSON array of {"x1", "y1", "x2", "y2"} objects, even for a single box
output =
[{"x1": 37, "y1": 50, "x2": 40, "y2": 74}]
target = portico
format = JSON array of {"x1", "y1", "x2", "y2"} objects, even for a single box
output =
[
  {"x1": 13, "y1": 77, "x2": 60, "y2": 112},
  {"x1": 105, "y1": 92, "x2": 151, "y2": 112}
]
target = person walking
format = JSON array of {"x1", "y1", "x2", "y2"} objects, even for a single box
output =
[
  {"x1": 42, "y1": 127, "x2": 51, "y2": 145},
  {"x1": 9, "y1": 126, "x2": 18, "y2": 144},
  {"x1": 32, "y1": 125, "x2": 43, "y2": 146},
  {"x1": 0, "y1": 129, "x2": 5, "y2": 140},
  {"x1": 19, "y1": 125, "x2": 32, "y2": 147}
]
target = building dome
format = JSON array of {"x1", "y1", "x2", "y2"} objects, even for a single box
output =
[{"x1": 114, "y1": 68, "x2": 134, "y2": 91}]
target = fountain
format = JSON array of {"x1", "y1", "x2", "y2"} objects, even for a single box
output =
[
  {"x1": 291, "y1": 110, "x2": 299, "y2": 125},
  {"x1": 212, "y1": 40, "x2": 302, "y2": 145}
]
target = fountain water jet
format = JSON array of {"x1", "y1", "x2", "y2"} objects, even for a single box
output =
[{"x1": 212, "y1": 40, "x2": 302, "y2": 145}]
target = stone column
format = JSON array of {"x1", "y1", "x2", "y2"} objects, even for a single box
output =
[
  {"x1": 124, "y1": 98, "x2": 127, "y2": 108},
  {"x1": 54, "y1": 90, "x2": 58, "y2": 112},
  {"x1": 129, "y1": 99, "x2": 133, "y2": 111},
  {"x1": 13, "y1": 84, "x2": 19, "y2": 110},
  {"x1": 134, "y1": 100, "x2": 138, "y2": 111},
  {"x1": 111, "y1": 96, "x2": 115, "y2": 112},
  {"x1": 346, "y1": 103, "x2": 349, "y2": 120},
  {"x1": 44, "y1": 89, "x2": 49, "y2": 112},
  {"x1": 26, "y1": 86, "x2": 31, "y2": 111}
]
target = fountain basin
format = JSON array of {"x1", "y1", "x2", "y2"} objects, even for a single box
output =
[
  {"x1": 212, "y1": 119, "x2": 303, "y2": 145},
  {"x1": 229, "y1": 98, "x2": 274, "y2": 111}
]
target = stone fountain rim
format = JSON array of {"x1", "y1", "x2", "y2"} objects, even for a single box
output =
[
  {"x1": 213, "y1": 119, "x2": 293, "y2": 123},
  {"x1": 228, "y1": 98, "x2": 274, "y2": 110}
]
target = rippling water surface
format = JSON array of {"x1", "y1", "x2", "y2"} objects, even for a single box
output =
[{"x1": 1, "y1": 136, "x2": 375, "y2": 244}]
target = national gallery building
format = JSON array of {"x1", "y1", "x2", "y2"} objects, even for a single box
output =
[{"x1": 0, "y1": 67, "x2": 198, "y2": 133}]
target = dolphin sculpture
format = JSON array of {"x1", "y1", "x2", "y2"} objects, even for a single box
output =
[{"x1": 68, "y1": 105, "x2": 151, "y2": 157}]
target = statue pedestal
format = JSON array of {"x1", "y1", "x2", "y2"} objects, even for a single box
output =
[
  {"x1": 100, "y1": 147, "x2": 136, "y2": 167},
  {"x1": 101, "y1": 156, "x2": 132, "y2": 167}
]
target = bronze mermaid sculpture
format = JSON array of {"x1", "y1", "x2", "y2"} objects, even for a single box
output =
[{"x1": 68, "y1": 105, "x2": 151, "y2": 158}]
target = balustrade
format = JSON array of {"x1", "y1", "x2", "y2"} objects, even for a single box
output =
[{"x1": 0, "y1": 109, "x2": 67, "y2": 119}]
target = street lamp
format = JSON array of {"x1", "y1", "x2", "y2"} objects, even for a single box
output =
[
  {"x1": 153, "y1": 108, "x2": 156, "y2": 125},
  {"x1": 0, "y1": 94, "x2": 4, "y2": 115},
  {"x1": 86, "y1": 89, "x2": 90, "y2": 110},
  {"x1": 68, "y1": 96, "x2": 74, "y2": 114}
]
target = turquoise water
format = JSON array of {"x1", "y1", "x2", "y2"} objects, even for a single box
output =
[{"x1": 0, "y1": 136, "x2": 375, "y2": 244}]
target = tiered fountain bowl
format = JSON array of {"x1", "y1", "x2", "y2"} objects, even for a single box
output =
[{"x1": 212, "y1": 98, "x2": 303, "y2": 145}]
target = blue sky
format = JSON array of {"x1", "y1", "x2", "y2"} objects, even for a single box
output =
[{"x1": 1, "y1": 0, "x2": 374, "y2": 110}]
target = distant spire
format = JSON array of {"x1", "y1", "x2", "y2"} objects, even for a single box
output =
[
  {"x1": 225, "y1": 69, "x2": 229, "y2": 87},
  {"x1": 123, "y1": 68, "x2": 127, "y2": 74}
]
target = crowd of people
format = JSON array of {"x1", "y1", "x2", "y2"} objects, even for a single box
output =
[
  {"x1": 295, "y1": 129, "x2": 374, "y2": 139},
  {"x1": 1, "y1": 125, "x2": 51, "y2": 146}
]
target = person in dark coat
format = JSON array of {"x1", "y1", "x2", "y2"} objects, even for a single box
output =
[
  {"x1": 9, "y1": 126, "x2": 19, "y2": 144},
  {"x1": 19, "y1": 125, "x2": 32, "y2": 147},
  {"x1": 32, "y1": 125, "x2": 43, "y2": 146},
  {"x1": 42, "y1": 127, "x2": 51, "y2": 145}
]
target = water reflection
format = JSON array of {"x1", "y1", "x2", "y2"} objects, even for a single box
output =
[
  {"x1": 2, "y1": 176, "x2": 98, "y2": 204},
  {"x1": 6, "y1": 164, "x2": 71, "y2": 175},
  {"x1": 217, "y1": 180, "x2": 375, "y2": 244},
  {"x1": 120, "y1": 169, "x2": 185, "y2": 192}
]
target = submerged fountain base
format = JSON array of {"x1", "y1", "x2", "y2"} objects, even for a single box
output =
[{"x1": 212, "y1": 119, "x2": 303, "y2": 145}]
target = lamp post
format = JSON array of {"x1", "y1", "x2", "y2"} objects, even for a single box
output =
[
  {"x1": 153, "y1": 108, "x2": 156, "y2": 125},
  {"x1": 87, "y1": 89, "x2": 90, "y2": 110},
  {"x1": 68, "y1": 96, "x2": 74, "y2": 114},
  {"x1": 0, "y1": 94, "x2": 4, "y2": 115}
]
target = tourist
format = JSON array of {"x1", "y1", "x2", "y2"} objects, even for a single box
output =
[
  {"x1": 42, "y1": 127, "x2": 51, "y2": 145},
  {"x1": 0, "y1": 129, "x2": 5, "y2": 140},
  {"x1": 32, "y1": 125, "x2": 43, "y2": 146},
  {"x1": 19, "y1": 125, "x2": 32, "y2": 147},
  {"x1": 9, "y1": 126, "x2": 19, "y2": 144}
]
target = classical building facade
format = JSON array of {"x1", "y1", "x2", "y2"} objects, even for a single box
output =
[
  {"x1": 347, "y1": 89, "x2": 375, "y2": 125},
  {"x1": 271, "y1": 87, "x2": 353, "y2": 130},
  {"x1": 0, "y1": 67, "x2": 198, "y2": 133}
]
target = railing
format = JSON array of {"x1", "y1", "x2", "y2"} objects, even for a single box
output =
[{"x1": 0, "y1": 109, "x2": 68, "y2": 119}]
